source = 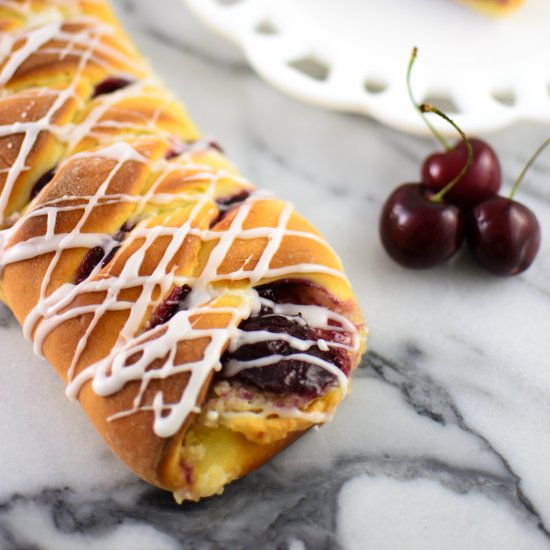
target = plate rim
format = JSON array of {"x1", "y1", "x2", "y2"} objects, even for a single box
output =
[{"x1": 182, "y1": 0, "x2": 550, "y2": 135}]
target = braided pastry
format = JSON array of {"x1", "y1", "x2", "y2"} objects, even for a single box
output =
[{"x1": 0, "y1": 0, "x2": 366, "y2": 501}]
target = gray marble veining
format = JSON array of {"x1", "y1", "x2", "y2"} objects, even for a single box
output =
[{"x1": 1, "y1": 1, "x2": 550, "y2": 548}]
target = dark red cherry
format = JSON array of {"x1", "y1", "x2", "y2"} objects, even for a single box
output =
[
  {"x1": 92, "y1": 76, "x2": 132, "y2": 98},
  {"x1": 75, "y1": 245, "x2": 122, "y2": 284},
  {"x1": 74, "y1": 225, "x2": 129, "y2": 284},
  {"x1": 148, "y1": 285, "x2": 192, "y2": 329},
  {"x1": 422, "y1": 138, "x2": 501, "y2": 209},
  {"x1": 380, "y1": 183, "x2": 464, "y2": 269},
  {"x1": 30, "y1": 169, "x2": 55, "y2": 199},
  {"x1": 75, "y1": 246, "x2": 105, "y2": 284},
  {"x1": 466, "y1": 197, "x2": 540, "y2": 276},
  {"x1": 406, "y1": 49, "x2": 501, "y2": 210},
  {"x1": 209, "y1": 191, "x2": 250, "y2": 228}
]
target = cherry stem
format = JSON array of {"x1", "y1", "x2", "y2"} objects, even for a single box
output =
[
  {"x1": 420, "y1": 103, "x2": 473, "y2": 203},
  {"x1": 509, "y1": 136, "x2": 550, "y2": 200},
  {"x1": 407, "y1": 47, "x2": 451, "y2": 152}
]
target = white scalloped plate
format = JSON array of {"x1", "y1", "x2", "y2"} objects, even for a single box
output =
[{"x1": 182, "y1": 0, "x2": 550, "y2": 135}]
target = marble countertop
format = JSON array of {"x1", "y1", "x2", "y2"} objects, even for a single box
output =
[{"x1": 1, "y1": 1, "x2": 550, "y2": 548}]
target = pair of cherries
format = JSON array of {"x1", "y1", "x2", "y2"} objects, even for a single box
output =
[{"x1": 380, "y1": 49, "x2": 541, "y2": 276}]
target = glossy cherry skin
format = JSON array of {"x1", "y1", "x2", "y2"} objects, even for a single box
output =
[
  {"x1": 92, "y1": 77, "x2": 132, "y2": 98},
  {"x1": 422, "y1": 138, "x2": 501, "y2": 209},
  {"x1": 380, "y1": 183, "x2": 464, "y2": 269},
  {"x1": 466, "y1": 196, "x2": 541, "y2": 276}
]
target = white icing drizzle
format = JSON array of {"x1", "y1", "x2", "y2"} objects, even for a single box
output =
[
  {"x1": 317, "y1": 339, "x2": 329, "y2": 352},
  {"x1": 0, "y1": 22, "x2": 61, "y2": 85},
  {"x1": 0, "y1": 10, "x2": 146, "y2": 224},
  {"x1": 0, "y1": 0, "x2": 361, "y2": 440}
]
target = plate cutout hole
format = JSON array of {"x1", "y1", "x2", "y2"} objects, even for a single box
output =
[
  {"x1": 255, "y1": 20, "x2": 278, "y2": 35},
  {"x1": 421, "y1": 93, "x2": 460, "y2": 114},
  {"x1": 288, "y1": 56, "x2": 329, "y2": 82},
  {"x1": 491, "y1": 89, "x2": 516, "y2": 107},
  {"x1": 364, "y1": 78, "x2": 387, "y2": 94}
]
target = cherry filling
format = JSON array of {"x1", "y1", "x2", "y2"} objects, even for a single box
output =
[
  {"x1": 148, "y1": 285, "x2": 192, "y2": 329},
  {"x1": 74, "y1": 225, "x2": 131, "y2": 284},
  {"x1": 216, "y1": 191, "x2": 250, "y2": 208},
  {"x1": 75, "y1": 247, "x2": 106, "y2": 284},
  {"x1": 30, "y1": 170, "x2": 55, "y2": 199},
  {"x1": 92, "y1": 76, "x2": 133, "y2": 98},
  {"x1": 220, "y1": 282, "x2": 352, "y2": 397},
  {"x1": 209, "y1": 191, "x2": 250, "y2": 228},
  {"x1": 75, "y1": 245, "x2": 122, "y2": 284}
]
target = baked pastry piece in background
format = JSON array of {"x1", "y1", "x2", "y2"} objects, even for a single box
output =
[
  {"x1": 0, "y1": 0, "x2": 366, "y2": 501},
  {"x1": 458, "y1": 0, "x2": 524, "y2": 15}
]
